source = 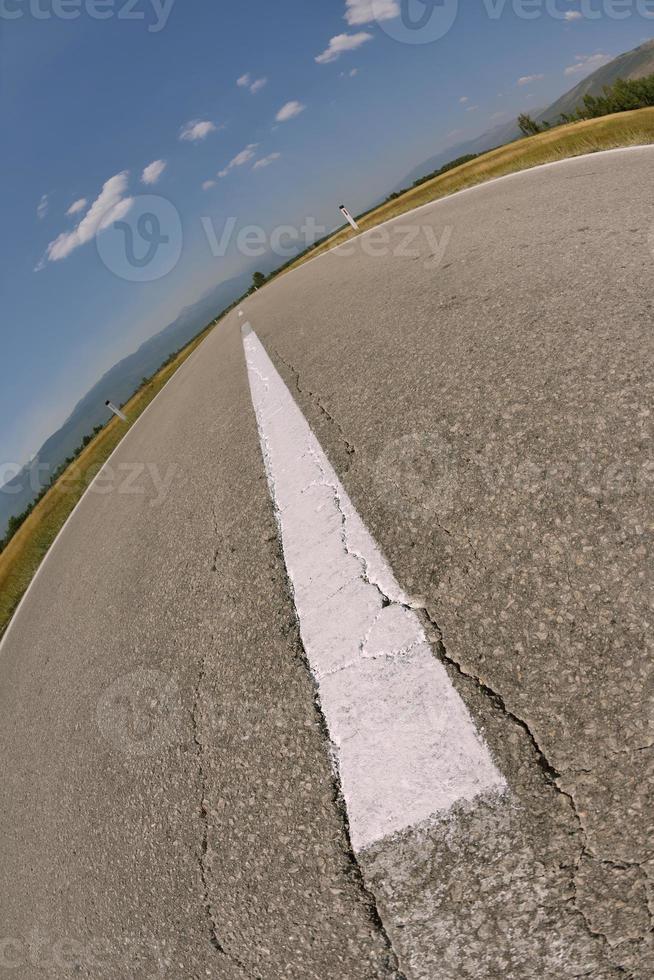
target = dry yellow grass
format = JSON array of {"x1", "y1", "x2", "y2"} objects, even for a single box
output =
[
  {"x1": 285, "y1": 108, "x2": 654, "y2": 271},
  {"x1": 0, "y1": 320, "x2": 217, "y2": 637}
]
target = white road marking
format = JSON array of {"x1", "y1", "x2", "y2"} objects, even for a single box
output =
[{"x1": 242, "y1": 325, "x2": 506, "y2": 852}]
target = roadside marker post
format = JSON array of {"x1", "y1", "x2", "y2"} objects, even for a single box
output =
[
  {"x1": 339, "y1": 205, "x2": 359, "y2": 231},
  {"x1": 105, "y1": 400, "x2": 128, "y2": 422}
]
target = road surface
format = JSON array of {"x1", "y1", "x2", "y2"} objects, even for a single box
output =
[{"x1": 1, "y1": 147, "x2": 652, "y2": 978}]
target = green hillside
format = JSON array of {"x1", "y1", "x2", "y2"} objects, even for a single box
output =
[{"x1": 540, "y1": 38, "x2": 654, "y2": 123}]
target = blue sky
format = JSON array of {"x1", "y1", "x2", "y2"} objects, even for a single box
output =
[{"x1": 1, "y1": 0, "x2": 652, "y2": 474}]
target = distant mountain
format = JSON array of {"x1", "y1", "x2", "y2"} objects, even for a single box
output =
[
  {"x1": 394, "y1": 37, "x2": 654, "y2": 192},
  {"x1": 0, "y1": 269, "x2": 254, "y2": 537},
  {"x1": 393, "y1": 118, "x2": 524, "y2": 191},
  {"x1": 539, "y1": 38, "x2": 654, "y2": 125}
]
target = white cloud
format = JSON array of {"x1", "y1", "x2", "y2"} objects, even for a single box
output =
[
  {"x1": 179, "y1": 119, "x2": 217, "y2": 142},
  {"x1": 275, "y1": 100, "x2": 306, "y2": 122},
  {"x1": 253, "y1": 152, "x2": 281, "y2": 170},
  {"x1": 315, "y1": 32, "x2": 373, "y2": 64},
  {"x1": 465, "y1": 105, "x2": 479, "y2": 112},
  {"x1": 459, "y1": 96, "x2": 469, "y2": 104},
  {"x1": 340, "y1": 67, "x2": 359, "y2": 78},
  {"x1": 41, "y1": 172, "x2": 133, "y2": 264},
  {"x1": 66, "y1": 197, "x2": 87, "y2": 216},
  {"x1": 564, "y1": 52, "x2": 612, "y2": 76},
  {"x1": 219, "y1": 143, "x2": 259, "y2": 177},
  {"x1": 202, "y1": 179, "x2": 216, "y2": 191},
  {"x1": 518, "y1": 73, "x2": 545, "y2": 85},
  {"x1": 565, "y1": 10, "x2": 582, "y2": 20},
  {"x1": 37, "y1": 194, "x2": 48, "y2": 220},
  {"x1": 141, "y1": 159, "x2": 167, "y2": 185},
  {"x1": 231, "y1": 144, "x2": 258, "y2": 166},
  {"x1": 238, "y1": 73, "x2": 268, "y2": 94},
  {"x1": 345, "y1": 0, "x2": 399, "y2": 25}
]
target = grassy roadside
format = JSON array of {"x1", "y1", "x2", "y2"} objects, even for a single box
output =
[
  {"x1": 283, "y1": 108, "x2": 654, "y2": 272},
  {"x1": 0, "y1": 318, "x2": 218, "y2": 638}
]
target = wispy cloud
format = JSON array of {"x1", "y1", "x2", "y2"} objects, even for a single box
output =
[
  {"x1": 315, "y1": 32, "x2": 372, "y2": 64},
  {"x1": 141, "y1": 159, "x2": 167, "y2": 185},
  {"x1": 459, "y1": 96, "x2": 469, "y2": 104},
  {"x1": 39, "y1": 172, "x2": 133, "y2": 266},
  {"x1": 238, "y1": 73, "x2": 268, "y2": 94},
  {"x1": 218, "y1": 143, "x2": 259, "y2": 177},
  {"x1": 345, "y1": 0, "x2": 399, "y2": 25},
  {"x1": 66, "y1": 197, "x2": 87, "y2": 216},
  {"x1": 179, "y1": 119, "x2": 217, "y2": 142},
  {"x1": 564, "y1": 52, "x2": 612, "y2": 76},
  {"x1": 253, "y1": 152, "x2": 281, "y2": 170},
  {"x1": 202, "y1": 179, "x2": 216, "y2": 191},
  {"x1": 275, "y1": 100, "x2": 306, "y2": 122},
  {"x1": 37, "y1": 194, "x2": 49, "y2": 220},
  {"x1": 518, "y1": 73, "x2": 545, "y2": 86}
]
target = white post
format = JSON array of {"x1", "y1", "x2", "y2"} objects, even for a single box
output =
[
  {"x1": 339, "y1": 205, "x2": 359, "y2": 231},
  {"x1": 105, "y1": 400, "x2": 128, "y2": 422}
]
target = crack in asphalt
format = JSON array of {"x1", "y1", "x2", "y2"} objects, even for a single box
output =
[
  {"x1": 244, "y1": 332, "x2": 649, "y2": 974},
  {"x1": 269, "y1": 345, "x2": 357, "y2": 466},
  {"x1": 239, "y1": 358, "x2": 407, "y2": 978},
  {"x1": 191, "y1": 654, "x2": 227, "y2": 957},
  {"x1": 308, "y1": 450, "x2": 634, "y2": 971},
  {"x1": 417, "y1": 607, "x2": 637, "y2": 974},
  {"x1": 264, "y1": 519, "x2": 408, "y2": 980},
  {"x1": 192, "y1": 644, "x2": 261, "y2": 979}
]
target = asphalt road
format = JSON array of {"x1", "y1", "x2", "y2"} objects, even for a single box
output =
[{"x1": 1, "y1": 147, "x2": 652, "y2": 979}]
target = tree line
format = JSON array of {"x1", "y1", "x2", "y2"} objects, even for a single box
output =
[{"x1": 518, "y1": 72, "x2": 654, "y2": 136}]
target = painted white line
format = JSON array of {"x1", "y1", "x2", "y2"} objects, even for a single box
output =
[{"x1": 242, "y1": 325, "x2": 506, "y2": 852}]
